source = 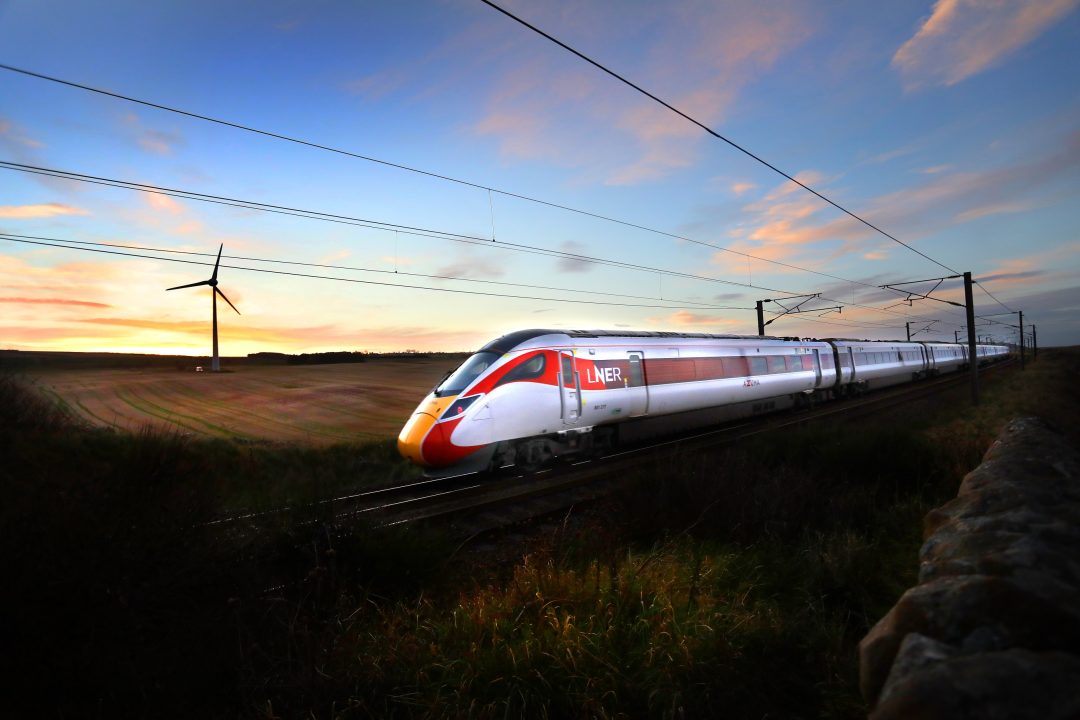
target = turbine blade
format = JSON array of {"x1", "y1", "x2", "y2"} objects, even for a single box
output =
[
  {"x1": 166, "y1": 279, "x2": 212, "y2": 291},
  {"x1": 216, "y1": 287, "x2": 240, "y2": 315},
  {"x1": 211, "y1": 243, "x2": 223, "y2": 282}
]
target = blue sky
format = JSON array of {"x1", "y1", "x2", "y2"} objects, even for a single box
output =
[{"x1": 1, "y1": 0, "x2": 1078, "y2": 353}]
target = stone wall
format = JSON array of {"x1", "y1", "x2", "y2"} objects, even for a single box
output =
[{"x1": 858, "y1": 417, "x2": 1080, "y2": 719}]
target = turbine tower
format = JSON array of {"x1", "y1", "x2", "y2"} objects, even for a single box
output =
[{"x1": 166, "y1": 244, "x2": 240, "y2": 372}]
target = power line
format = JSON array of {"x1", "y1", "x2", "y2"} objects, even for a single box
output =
[
  {"x1": 0, "y1": 159, "x2": 965, "y2": 328},
  {"x1": 974, "y1": 280, "x2": 1014, "y2": 314},
  {"x1": 0, "y1": 62, "x2": 912, "y2": 296},
  {"x1": 0, "y1": 234, "x2": 756, "y2": 312},
  {"x1": 2, "y1": 232, "x2": 746, "y2": 310},
  {"x1": 477, "y1": 0, "x2": 961, "y2": 276},
  {"x1": 0, "y1": 159, "x2": 810, "y2": 298},
  {"x1": 0, "y1": 160, "x2": 968, "y2": 328},
  {"x1": 1, "y1": 232, "x2": 966, "y2": 336},
  {"x1": 1, "y1": 233, "x2": 926, "y2": 336}
]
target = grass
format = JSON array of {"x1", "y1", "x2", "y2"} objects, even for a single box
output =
[{"x1": 2, "y1": 350, "x2": 1075, "y2": 718}]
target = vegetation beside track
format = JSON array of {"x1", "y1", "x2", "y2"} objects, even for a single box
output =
[{"x1": 1, "y1": 350, "x2": 1075, "y2": 718}]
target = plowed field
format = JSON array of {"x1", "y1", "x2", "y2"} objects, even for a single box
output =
[{"x1": 28, "y1": 359, "x2": 457, "y2": 444}]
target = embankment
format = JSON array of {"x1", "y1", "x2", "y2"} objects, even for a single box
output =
[{"x1": 859, "y1": 416, "x2": 1080, "y2": 719}]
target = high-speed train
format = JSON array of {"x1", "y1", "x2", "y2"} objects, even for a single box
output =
[{"x1": 397, "y1": 329, "x2": 1009, "y2": 474}]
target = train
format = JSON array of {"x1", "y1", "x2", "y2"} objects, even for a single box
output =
[{"x1": 397, "y1": 329, "x2": 1010, "y2": 475}]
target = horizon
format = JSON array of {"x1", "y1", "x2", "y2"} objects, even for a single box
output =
[{"x1": 2, "y1": 1, "x2": 1078, "y2": 354}]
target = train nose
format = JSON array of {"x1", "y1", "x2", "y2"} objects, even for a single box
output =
[{"x1": 397, "y1": 395, "x2": 456, "y2": 467}]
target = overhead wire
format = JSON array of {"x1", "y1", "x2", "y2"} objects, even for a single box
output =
[
  {"x1": 1, "y1": 233, "x2": 925, "y2": 337},
  {"x1": 477, "y1": 0, "x2": 962, "y2": 277},
  {"x1": 0, "y1": 159, "x2": 808, "y2": 298},
  {"x1": 0, "y1": 234, "x2": 757, "y2": 311},
  {"x1": 0, "y1": 64, "x2": 1012, "y2": 327},
  {"x1": 974, "y1": 280, "x2": 1015, "y2": 314},
  {"x1": 1, "y1": 232, "x2": 745, "y2": 310},
  {"x1": 0, "y1": 62, "x2": 933, "y2": 297},
  {"x1": 0, "y1": 160, "x2": 963, "y2": 328}
]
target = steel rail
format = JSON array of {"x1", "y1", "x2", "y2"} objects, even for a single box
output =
[{"x1": 214, "y1": 357, "x2": 1014, "y2": 532}]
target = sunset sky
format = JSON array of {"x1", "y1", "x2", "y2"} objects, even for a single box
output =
[{"x1": 2, "y1": 0, "x2": 1078, "y2": 355}]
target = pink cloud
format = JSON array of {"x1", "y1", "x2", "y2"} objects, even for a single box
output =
[
  {"x1": 893, "y1": 0, "x2": 1080, "y2": 90},
  {"x1": 470, "y1": 0, "x2": 812, "y2": 185},
  {"x1": 144, "y1": 192, "x2": 185, "y2": 215},
  {"x1": 0, "y1": 297, "x2": 111, "y2": 308},
  {"x1": 0, "y1": 203, "x2": 89, "y2": 219},
  {"x1": 0, "y1": 116, "x2": 44, "y2": 149},
  {"x1": 714, "y1": 130, "x2": 1080, "y2": 271},
  {"x1": 123, "y1": 113, "x2": 185, "y2": 155}
]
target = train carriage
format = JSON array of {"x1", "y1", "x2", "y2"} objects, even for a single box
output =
[{"x1": 398, "y1": 329, "x2": 1009, "y2": 475}]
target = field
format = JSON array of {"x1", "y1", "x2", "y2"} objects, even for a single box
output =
[
  {"x1": 23, "y1": 358, "x2": 460, "y2": 444},
  {"x1": 4, "y1": 350, "x2": 1077, "y2": 718}
]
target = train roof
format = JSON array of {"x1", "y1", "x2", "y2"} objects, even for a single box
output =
[
  {"x1": 478, "y1": 329, "x2": 805, "y2": 354},
  {"x1": 478, "y1": 329, "x2": 1009, "y2": 354}
]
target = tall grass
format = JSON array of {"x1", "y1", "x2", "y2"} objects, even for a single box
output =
[
  {"x1": 0, "y1": 374, "x2": 445, "y2": 718},
  {"x1": 2, "y1": 351, "x2": 1075, "y2": 718}
]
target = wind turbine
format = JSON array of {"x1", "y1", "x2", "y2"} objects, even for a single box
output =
[{"x1": 166, "y1": 244, "x2": 240, "y2": 372}]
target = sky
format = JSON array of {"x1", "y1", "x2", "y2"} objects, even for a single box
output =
[{"x1": 1, "y1": 0, "x2": 1078, "y2": 355}]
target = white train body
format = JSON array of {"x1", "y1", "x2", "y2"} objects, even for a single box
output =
[{"x1": 397, "y1": 330, "x2": 1009, "y2": 473}]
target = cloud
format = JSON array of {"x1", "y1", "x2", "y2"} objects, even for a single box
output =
[
  {"x1": 0, "y1": 116, "x2": 44, "y2": 149},
  {"x1": 0, "y1": 117, "x2": 73, "y2": 193},
  {"x1": 954, "y1": 199, "x2": 1037, "y2": 222},
  {"x1": 434, "y1": 253, "x2": 506, "y2": 279},
  {"x1": 893, "y1": 0, "x2": 1080, "y2": 90},
  {"x1": 662, "y1": 310, "x2": 743, "y2": 327},
  {"x1": 319, "y1": 248, "x2": 353, "y2": 264},
  {"x1": 555, "y1": 241, "x2": 593, "y2": 273},
  {"x1": 731, "y1": 181, "x2": 757, "y2": 197},
  {"x1": 144, "y1": 192, "x2": 185, "y2": 215},
  {"x1": 713, "y1": 129, "x2": 1080, "y2": 271},
  {"x1": 129, "y1": 191, "x2": 206, "y2": 235},
  {"x1": 344, "y1": 67, "x2": 412, "y2": 101},
  {"x1": 469, "y1": 0, "x2": 812, "y2": 185},
  {"x1": 123, "y1": 113, "x2": 185, "y2": 155},
  {"x1": 0, "y1": 203, "x2": 90, "y2": 219},
  {"x1": 0, "y1": 297, "x2": 111, "y2": 308}
]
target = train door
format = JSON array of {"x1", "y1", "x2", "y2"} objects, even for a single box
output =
[
  {"x1": 847, "y1": 347, "x2": 857, "y2": 381},
  {"x1": 812, "y1": 349, "x2": 822, "y2": 387},
  {"x1": 558, "y1": 349, "x2": 582, "y2": 425},
  {"x1": 626, "y1": 351, "x2": 648, "y2": 416}
]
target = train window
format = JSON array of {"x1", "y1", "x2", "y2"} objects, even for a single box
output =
[
  {"x1": 838, "y1": 353, "x2": 850, "y2": 368},
  {"x1": 801, "y1": 355, "x2": 814, "y2": 370},
  {"x1": 786, "y1": 356, "x2": 801, "y2": 372},
  {"x1": 766, "y1": 356, "x2": 786, "y2": 374},
  {"x1": 435, "y1": 351, "x2": 498, "y2": 397},
  {"x1": 561, "y1": 354, "x2": 576, "y2": 387},
  {"x1": 820, "y1": 353, "x2": 834, "y2": 369},
  {"x1": 722, "y1": 356, "x2": 749, "y2": 378},
  {"x1": 494, "y1": 353, "x2": 547, "y2": 388},
  {"x1": 628, "y1": 354, "x2": 644, "y2": 387},
  {"x1": 695, "y1": 357, "x2": 724, "y2": 381},
  {"x1": 749, "y1": 356, "x2": 768, "y2": 375}
]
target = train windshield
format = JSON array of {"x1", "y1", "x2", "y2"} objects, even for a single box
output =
[{"x1": 434, "y1": 351, "x2": 499, "y2": 397}]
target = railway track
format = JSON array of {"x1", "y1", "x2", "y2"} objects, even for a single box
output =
[{"x1": 213, "y1": 358, "x2": 1015, "y2": 535}]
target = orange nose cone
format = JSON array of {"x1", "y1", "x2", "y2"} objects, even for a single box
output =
[
  {"x1": 397, "y1": 395, "x2": 457, "y2": 467},
  {"x1": 398, "y1": 412, "x2": 437, "y2": 466}
]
